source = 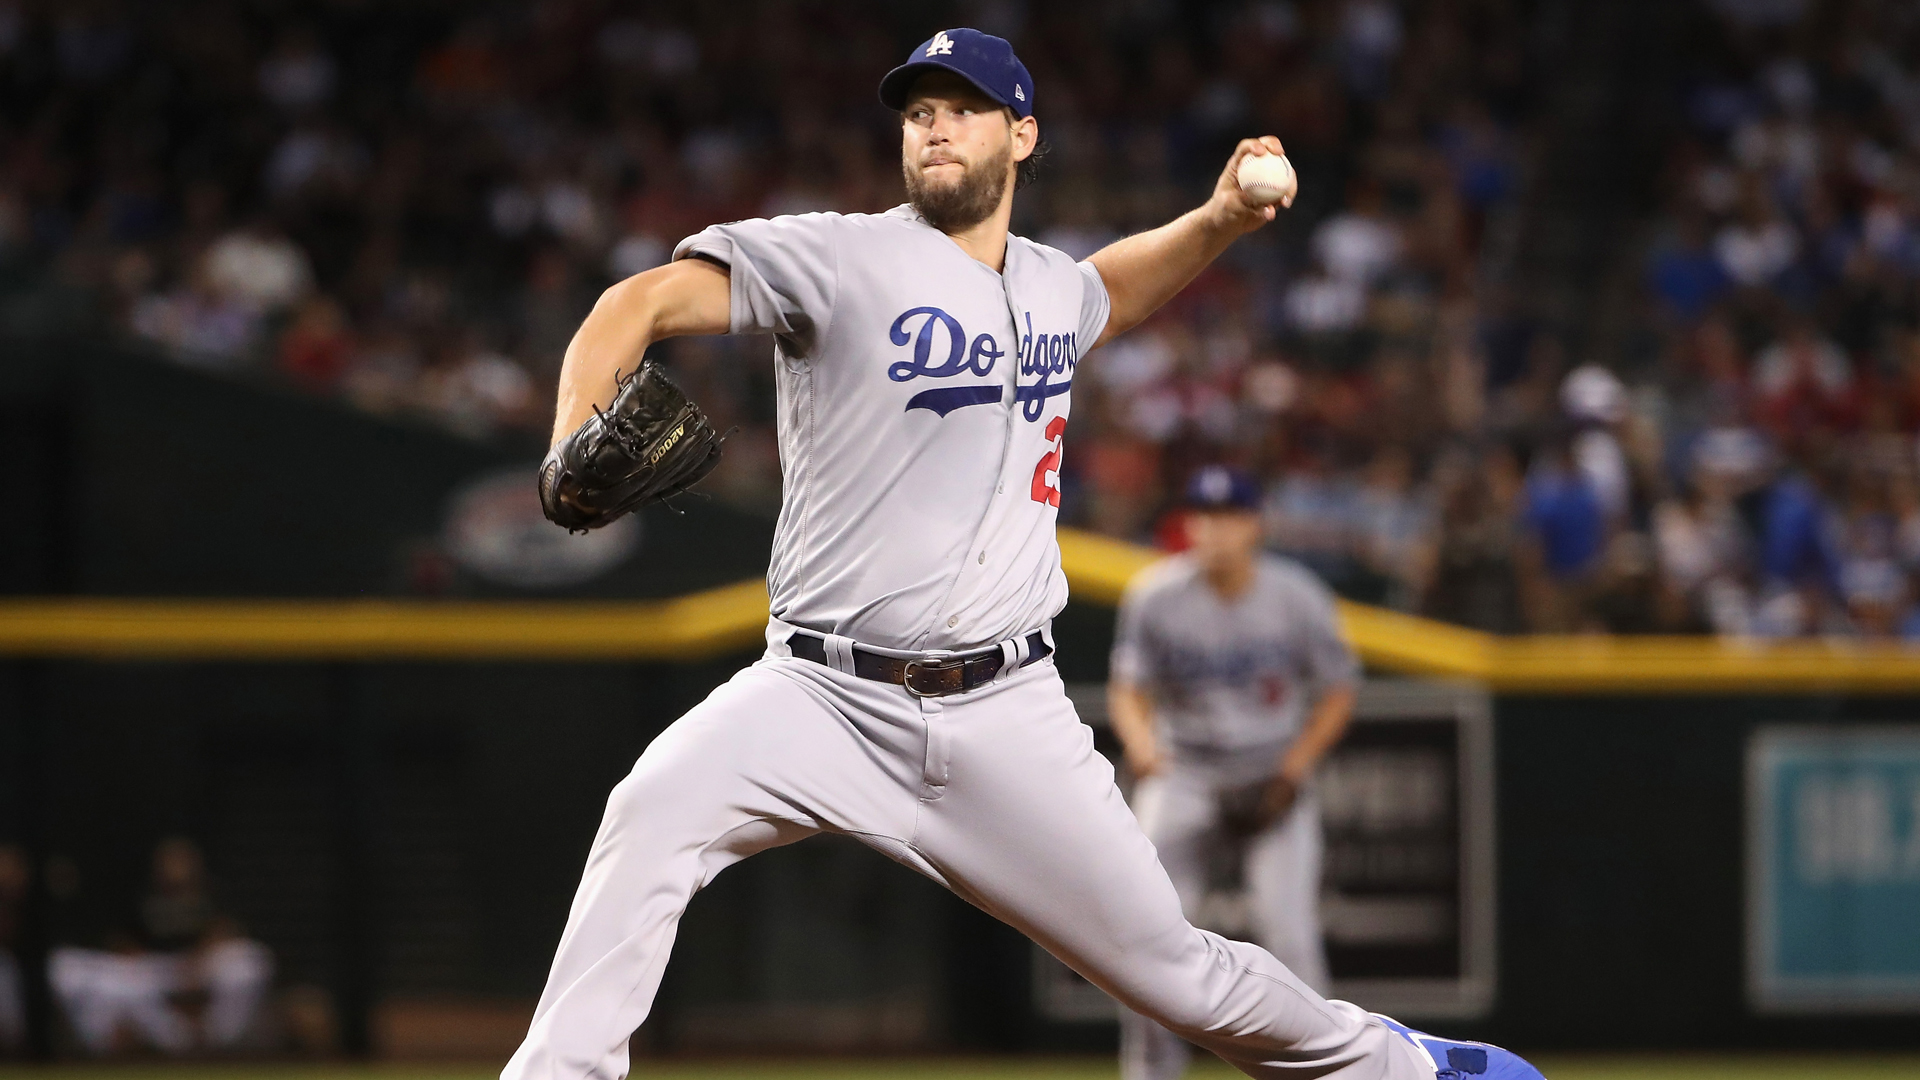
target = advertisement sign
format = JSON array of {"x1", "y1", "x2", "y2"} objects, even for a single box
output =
[
  {"x1": 1323, "y1": 680, "x2": 1495, "y2": 1019},
  {"x1": 1748, "y1": 727, "x2": 1920, "y2": 1012}
]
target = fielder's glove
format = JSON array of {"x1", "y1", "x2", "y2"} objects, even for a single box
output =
[
  {"x1": 1216, "y1": 775, "x2": 1299, "y2": 838},
  {"x1": 539, "y1": 359, "x2": 724, "y2": 532}
]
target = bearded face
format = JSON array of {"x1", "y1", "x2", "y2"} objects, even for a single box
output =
[{"x1": 902, "y1": 136, "x2": 1012, "y2": 234}]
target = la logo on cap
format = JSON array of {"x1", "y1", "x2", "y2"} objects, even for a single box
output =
[{"x1": 926, "y1": 30, "x2": 955, "y2": 56}]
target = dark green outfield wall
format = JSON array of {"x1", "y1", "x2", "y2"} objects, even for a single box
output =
[
  {"x1": 1490, "y1": 694, "x2": 1920, "y2": 1051},
  {"x1": 11, "y1": 654, "x2": 1920, "y2": 1054}
]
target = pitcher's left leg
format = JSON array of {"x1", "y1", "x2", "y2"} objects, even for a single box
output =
[{"x1": 911, "y1": 666, "x2": 1425, "y2": 1080}]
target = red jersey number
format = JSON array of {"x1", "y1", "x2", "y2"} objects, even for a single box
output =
[{"x1": 1030, "y1": 416, "x2": 1066, "y2": 508}]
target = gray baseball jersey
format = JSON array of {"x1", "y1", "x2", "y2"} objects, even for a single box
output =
[
  {"x1": 674, "y1": 205, "x2": 1107, "y2": 653},
  {"x1": 1111, "y1": 553, "x2": 1358, "y2": 758}
]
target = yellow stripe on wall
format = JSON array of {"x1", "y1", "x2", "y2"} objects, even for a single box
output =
[
  {"x1": 0, "y1": 580, "x2": 771, "y2": 661},
  {"x1": 3, "y1": 528, "x2": 1920, "y2": 691}
]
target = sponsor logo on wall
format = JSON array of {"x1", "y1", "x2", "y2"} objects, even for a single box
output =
[{"x1": 1749, "y1": 726, "x2": 1920, "y2": 1012}]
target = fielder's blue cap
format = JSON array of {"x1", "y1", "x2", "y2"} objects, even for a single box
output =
[
  {"x1": 879, "y1": 28, "x2": 1034, "y2": 119},
  {"x1": 1183, "y1": 466, "x2": 1262, "y2": 512}
]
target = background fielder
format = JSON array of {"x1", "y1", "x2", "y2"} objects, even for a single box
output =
[{"x1": 1111, "y1": 466, "x2": 1360, "y2": 1080}]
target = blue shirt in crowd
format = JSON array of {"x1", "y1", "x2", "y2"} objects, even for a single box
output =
[
  {"x1": 1648, "y1": 243, "x2": 1729, "y2": 321},
  {"x1": 1523, "y1": 467, "x2": 1605, "y2": 579},
  {"x1": 1759, "y1": 474, "x2": 1841, "y2": 595}
]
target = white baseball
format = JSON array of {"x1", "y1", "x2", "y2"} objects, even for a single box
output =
[{"x1": 1236, "y1": 152, "x2": 1297, "y2": 206}]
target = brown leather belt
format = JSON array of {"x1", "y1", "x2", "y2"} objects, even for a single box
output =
[{"x1": 786, "y1": 630, "x2": 1052, "y2": 698}]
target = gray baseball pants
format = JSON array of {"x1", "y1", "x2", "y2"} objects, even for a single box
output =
[
  {"x1": 502, "y1": 651, "x2": 1425, "y2": 1080},
  {"x1": 1123, "y1": 764, "x2": 1329, "y2": 1080}
]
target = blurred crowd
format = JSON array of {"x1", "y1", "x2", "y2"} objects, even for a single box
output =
[
  {"x1": 0, "y1": 0, "x2": 1532, "y2": 602},
  {"x1": 0, "y1": 838, "x2": 273, "y2": 1058},
  {"x1": 1065, "y1": 0, "x2": 1920, "y2": 642},
  {"x1": 7, "y1": 0, "x2": 1920, "y2": 637},
  {"x1": 1619, "y1": 0, "x2": 1920, "y2": 637}
]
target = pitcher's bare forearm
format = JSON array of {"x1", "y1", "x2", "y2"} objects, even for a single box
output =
[
  {"x1": 1087, "y1": 136, "x2": 1288, "y2": 347},
  {"x1": 1277, "y1": 682, "x2": 1356, "y2": 784},
  {"x1": 1108, "y1": 679, "x2": 1163, "y2": 778},
  {"x1": 550, "y1": 257, "x2": 731, "y2": 447}
]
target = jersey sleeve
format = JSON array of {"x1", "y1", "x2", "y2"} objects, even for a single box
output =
[
  {"x1": 1297, "y1": 573, "x2": 1361, "y2": 689},
  {"x1": 1108, "y1": 575, "x2": 1161, "y2": 687},
  {"x1": 673, "y1": 214, "x2": 840, "y2": 348},
  {"x1": 1075, "y1": 259, "x2": 1112, "y2": 352}
]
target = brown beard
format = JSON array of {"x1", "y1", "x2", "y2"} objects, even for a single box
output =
[{"x1": 902, "y1": 140, "x2": 1012, "y2": 233}]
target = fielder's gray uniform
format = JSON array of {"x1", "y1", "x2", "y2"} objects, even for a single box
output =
[
  {"x1": 503, "y1": 207, "x2": 1424, "y2": 1080},
  {"x1": 1112, "y1": 553, "x2": 1359, "y2": 1080}
]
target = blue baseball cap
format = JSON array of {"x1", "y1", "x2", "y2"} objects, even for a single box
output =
[
  {"x1": 1183, "y1": 466, "x2": 1261, "y2": 512},
  {"x1": 879, "y1": 28, "x2": 1034, "y2": 119}
]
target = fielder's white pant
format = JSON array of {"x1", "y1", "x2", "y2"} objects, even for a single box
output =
[
  {"x1": 503, "y1": 653, "x2": 1425, "y2": 1080},
  {"x1": 1122, "y1": 763, "x2": 1329, "y2": 1080}
]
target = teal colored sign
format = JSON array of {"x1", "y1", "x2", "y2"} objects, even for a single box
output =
[{"x1": 1749, "y1": 728, "x2": 1920, "y2": 1012}]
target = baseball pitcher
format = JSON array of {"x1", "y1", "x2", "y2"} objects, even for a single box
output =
[
  {"x1": 511, "y1": 28, "x2": 1542, "y2": 1080},
  {"x1": 1110, "y1": 466, "x2": 1359, "y2": 1080}
]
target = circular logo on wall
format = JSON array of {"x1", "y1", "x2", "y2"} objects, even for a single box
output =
[{"x1": 442, "y1": 467, "x2": 641, "y2": 588}]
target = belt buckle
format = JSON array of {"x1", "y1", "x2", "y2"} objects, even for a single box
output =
[{"x1": 902, "y1": 656, "x2": 966, "y2": 698}]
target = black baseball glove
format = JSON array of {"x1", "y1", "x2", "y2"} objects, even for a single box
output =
[
  {"x1": 539, "y1": 359, "x2": 724, "y2": 532},
  {"x1": 1216, "y1": 775, "x2": 1299, "y2": 839}
]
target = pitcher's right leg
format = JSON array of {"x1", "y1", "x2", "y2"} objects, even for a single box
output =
[{"x1": 502, "y1": 661, "x2": 920, "y2": 1080}]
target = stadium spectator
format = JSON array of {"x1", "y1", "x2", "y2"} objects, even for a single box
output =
[
  {"x1": 1422, "y1": 442, "x2": 1530, "y2": 633},
  {"x1": 1653, "y1": 474, "x2": 1752, "y2": 634},
  {"x1": 1750, "y1": 316, "x2": 1859, "y2": 446},
  {"x1": 1349, "y1": 443, "x2": 1435, "y2": 608},
  {"x1": 1749, "y1": 460, "x2": 1845, "y2": 637},
  {"x1": 1311, "y1": 180, "x2": 1403, "y2": 288},
  {"x1": 203, "y1": 219, "x2": 312, "y2": 313},
  {"x1": 1649, "y1": 213, "x2": 1733, "y2": 322},
  {"x1": 49, "y1": 837, "x2": 272, "y2": 1056},
  {"x1": 1520, "y1": 436, "x2": 1608, "y2": 627},
  {"x1": 1560, "y1": 364, "x2": 1634, "y2": 521},
  {"x1": 1264, "y1": 453, "x2": 1360, "y2": 590},
  {"x1": 276, "y1": 294, "x2": 353, "y2": 390}
]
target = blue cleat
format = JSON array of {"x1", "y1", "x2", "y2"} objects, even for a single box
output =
[{"x1": 1373, "y1": 1013, "x2": 1546, "y2": 1079}]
